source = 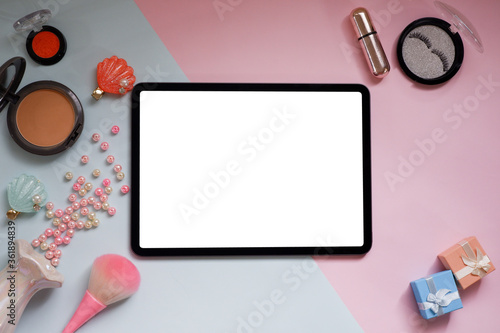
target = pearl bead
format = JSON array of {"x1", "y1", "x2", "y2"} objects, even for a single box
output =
[
  {"x1": 116, "y1": 172, "x2": 125, "y2": 180},
  {"x1": 106, "y1": 155, "x2": 115, "y2": 164},
  {"x1": 76, "y1": 221, "x2": 85, "y2": 229},
  {"x1": 113, "y1": 164, "x2": 122, "y2": 172},
  {"x1": 111, "y1": 125, "x2": 120, "y2": 134},
  {"x1": 102, "y1": 178, "x2": 111, "y2": 187},
  {"x1": 81, "y1": 155, "x2": 89, "y2": 164},
  {"x1": 49, "y1": 243, "x2": 57, "y2": 251},
  {"x1": 92, "y1": 219, "x2": 100, "y2": 227},
  {"x1": 45, "y1": 251, "x2": 54, "y2": 259},
  {"x1": 71, "y1": 212, "x2": 79, "y2": 221},
  {"x1": 77, "y1": 176, "x2": 85, "y2": 185},
  {"x1": 92, "y1": 133, "x2": 100, "y2": 142},
  {"x1": 69, "y1": 193, "x2": 77, "y2": 202},
  {"x1": 54, "y1": 250, "x2": 62, "y2": 258},
  {"x1": 88, "y1": 212, "x2": 96, "y2": 220},
  {"x1": 120, "y1": 78, "x2": 129, "y2": 87},
  {"x1": 65, "y1": 207, "x2": 73, "y2": 215},
  {"x1": 95, "y1": 188, "x2": 103, "y2": 196},
  {"x1": 93, "y1": 169, "x2": 101, "y2": 177},
  {"x1": 54, "y1": 230, "x2": 62, "y2": 237},
  {"x1": 53, "y1": 218, "x2": 61, "y2": 227},
  {"x1": 84, "y1": 183, "x2": 93, "y2": 191},
  {"x1": 62, "y1": 215, "x2": 71, "y2": 223},
  {"x1": 54, "y1": 237, "x2": 63, "y2": 245},
  {"x1": 46, "y1": 202, "x2": 54, "y2": 210},
  {"x1": 80, "y1": 207, "x2": 89, "y2": 216},
  {"x1": 102, "y1": 202, "x2": 110, "y2": 210},
  {"x1": 108, "y1": 207, "x2": 116, "y2": 216},
  {"x1": 80, "y1": 198, "x2": 88, "y2": 207},
  {"x1": 78, "y1": 188, "x2": 87, "y2": 197},
  {"x1": 67, "y1": 229, "x2": 75, "y2": 237},
  {"x1": 38, "y1": 234, "x2": 47, "y2": 242},
  {"x1": 73, "y1": 183, "x2": 81, "y2": 191},
  {"x1": 45, "y1": 228, "x2": 54, "y2": 237},
  {"x1": 51, "y1": 258, "x2": 59, "y2": 267},
  {"x1": 65, "y1": 172, "x2": 73, "y2": 180},
  {"x1": 105, "y1": 186, "x2": 112, "y2": 194},
  {"x1": 58, "y1": 224, "x2": 67, "y2": 232},
  {"x1": 62, "y1": 236, "x2": 71, "y2": 245},
  {"x1": 32, "y1": 239, "x2": 40, "y2": 247},
  {"x1": 101, "y1": 142, "x2": 109, "y2": 151},
  {"x1": 68, "y1": 221, "x2": 76, "y2": 229},
  {"x1": 99, "y1": 194, "x2": 108, "y2": 202},
  {"x1": 87, "y1": 196, "x2": 96, "y2": 204},
  {"x1": 46, "y1": 210, "x2": 54, "y2": 219},
  {"x1": 85, "y1": 220, "x2": 93, "y2": 229},
  {"x1": 40, "y1": 242, "x2": 49, "y2": 251},
  {"x1": 32, "y1": 194, "x2": 42, "y2": 204},
  {"x1": 94, "y1": 202, "x2": 102, "y2": 210},
  {"x1": 55, "y1": 209, "x2": 63, "y2": 217},
  {"x1": 121, "y1": 185, "x2": 130, "y2": 194},
  {"x1": 72, "y1": 201, "x2": 80, "y2": 210}
]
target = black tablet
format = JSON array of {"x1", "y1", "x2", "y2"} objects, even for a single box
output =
[{"x1": 131, "y1": 83, "x2": 371, "y2": 256}]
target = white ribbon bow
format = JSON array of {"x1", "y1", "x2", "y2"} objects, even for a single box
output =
[
  {"x1": 455, "y1": 249, "x2": 491, "y2": 280},
  {"x1": 419, "y1": 289, "x2": 460, "y2": 314}
]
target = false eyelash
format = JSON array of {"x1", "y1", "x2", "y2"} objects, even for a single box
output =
[
  {"x1": 431, "y1": 49, "x2": 450, "y2": 72},
  {"x1": 408, "y1": 32, "x2": 432, "y2": 49}
]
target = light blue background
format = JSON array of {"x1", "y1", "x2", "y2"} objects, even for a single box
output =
[{"x1": 0, "y1": 0, "x2": 363, "y2": 332}]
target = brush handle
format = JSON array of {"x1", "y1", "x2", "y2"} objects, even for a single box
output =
[
  {"x1": 63, "y1": 290, "x2": 106, "y2": 333},
  {"x1": 0, "y1": 239, "x2": 64, "y2": 333}
]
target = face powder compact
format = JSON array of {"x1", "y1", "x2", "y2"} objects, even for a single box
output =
[
  {"x1": 13, "y1": 9, "x2": 67, "y2": 66},
  {"x1": 397, "y1": 1, "x2": 483, "y2": 85},
  {"x1": 0, "y1": 57, "x2": 84, "y2": 155}
]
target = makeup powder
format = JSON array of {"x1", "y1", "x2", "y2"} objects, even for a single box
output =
[
  {"x1": 32, "y1": 31, "x2": 60, "y2": 59},
  {"x1": 402, "y1": 25, "x2": 456, "y2": 79},
  {"x1": 16, "y1": 89, "x2": 75, "y2": 147}
]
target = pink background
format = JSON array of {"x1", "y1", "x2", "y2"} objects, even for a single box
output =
[{"x1": 134, "y1": 0, "x2": 500, "y2": 331}]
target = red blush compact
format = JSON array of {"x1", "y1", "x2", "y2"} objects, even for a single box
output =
[{"x1": 14, "y1": 10, "x2": 67, "y2": 66}]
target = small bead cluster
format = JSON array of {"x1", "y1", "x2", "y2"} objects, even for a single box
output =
[{"x1": 32, "y1": 126, "x2": 129, "y2": 267}]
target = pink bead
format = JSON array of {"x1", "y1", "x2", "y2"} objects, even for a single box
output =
[
  {"x1": 45, "y1": 202, "x2": 54, "y2": 210},
  {"x1": 54, "y1": 237, "x2": 63, "y2": 245},
  {"x1": 54, "y1": 250, "x2": 62, "y2": 258},
  {"x1": 100, "y1": 194, "x2": 108, "y2": 202},
  {"x1": 65, "y1": 207, "x2": 73, "y2": 215},
  {"x1": 101, "y1": 142, "x2": 109, "y2": 150},
  {"x1": 95, "y1": 188, "x2": 104, "y2": 196},
  {"x1": 63, "y1": 236, "x2": 71, "y2": 245},
  {"x1": 92, "y1": 133, "x2": 100, "y2": 142},
  {"x1": 68, "y1": 221, "x2": 76, "y2": 229},
  {"x1": 62, "y1": 215, "x2": 71, "y2": 223},
  {"x1": 45, "y1": 251, "x2": 54, "y2": 259},
  {"x1": 49, "y1": 243, "x2": 57, "y2": 251},
  {"x1": 58, "y1": 224, "x2": 67, "y2": 232},
  {"x1": 45, "y1": 228, "x2": 54, "y2": 237},
  {"x1": 72, "y1": 201, "x2": 80, "y2": 210},
  {"x1": 67, "y1": 229, "x2": 75, "y2": 237},
  {"x1": 81, "y1": 155, "x2": 89, "y2": 164},
  {"x1": 38, "y1": 234, "x2": 47, "y2": 242},
  {"x1": 80, "y1": 198, "x2": 88, "y2": 207},
  {"x1": 108, "y1": 207, "x2": 116, "y2": 216},
  {"x1": 94, "y1": 202, "x2": 102, "y2": 210},
  {"x1": 76, "y1": 221, "x2": 85, "y2": 229},
  {"x1": 32, "y1": 239, "x2": 40, "y2": 247},
  {"x1": 77, "y1": 176, "x2": 85, "y2": 185},
  {"x1": 54, "y1": 229, "x2": 62, "y2": 237},
  {"x1": 121, "y1": 185, "x2": 130, "y2": 194},
  {"x1": 87, "y1": 196, "x2": 96, "y2": 204},
  {"x1": 80, "y1": 207, "x2": 89, "y2": 216},
  {"x1": 55, "y1": 209, "x2": 64, "y2": 218},
  {"x1": 111, "y1": 125, "x2": 120, "y2": 134},
  {"x1": 51, "y1": 258, "x2": 60, "y2": 267},
  {"x1": 73, "y1": 183, "x2": 81, "y2": 191},
  {"x1": 106, "y1": 155, "x2": 115, "y2": 164},
  {"x1": 113, "y1": 164, "x2": 122, "y2": 172},
  {"x1": 102, "y1": 178, "x2": 111, "y2": 187},
  {"x1": 68, "y1": 194, "x2": 77, "y2": 202}
]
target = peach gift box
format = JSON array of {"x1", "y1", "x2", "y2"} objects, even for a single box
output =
[{"x1": 438, "y1": 236, "x2": 495, "y2": 289}]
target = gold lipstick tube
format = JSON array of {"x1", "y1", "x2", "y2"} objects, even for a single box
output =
[{"x1": 350, "y1": 8, "x2": 390, "y2": 78}]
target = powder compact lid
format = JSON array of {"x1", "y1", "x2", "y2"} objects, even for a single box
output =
[
  {"x1": 397, "y1": 1, "x2": 483, "y2": 85},
  {"x1": 13, "y1": 9, "x2": 67, "y2": 66},
  {"x1": 0, "y1": 57, "x2": 84, "y2": 155}
]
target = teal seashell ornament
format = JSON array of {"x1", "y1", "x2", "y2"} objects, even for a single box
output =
[{"x1": 6, "y1": 174, "x2": 48, "y2": 220}]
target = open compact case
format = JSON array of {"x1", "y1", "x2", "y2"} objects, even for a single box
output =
[
  {"x1": 0, "y1": 57, "x2": 84, "y2": 155},
  {"x1": 397, "y1": 1, "x2": 483, "y2": 85},
  {"x1": 13, "y1": 9, "x2": 67, "y2": 66}
]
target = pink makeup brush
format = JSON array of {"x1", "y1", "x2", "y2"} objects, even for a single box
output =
[{"x1": 62, "y1": 254, "x2": 140, "y2": 333}]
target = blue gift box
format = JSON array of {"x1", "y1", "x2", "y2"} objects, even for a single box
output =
[{"x1": 410, "y1": 270, "x2": 463, "y2": 319}]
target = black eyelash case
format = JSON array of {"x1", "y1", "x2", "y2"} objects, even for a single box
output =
[{"x1": 397, "y1": 1, "x2": 483, "y2": 85}]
